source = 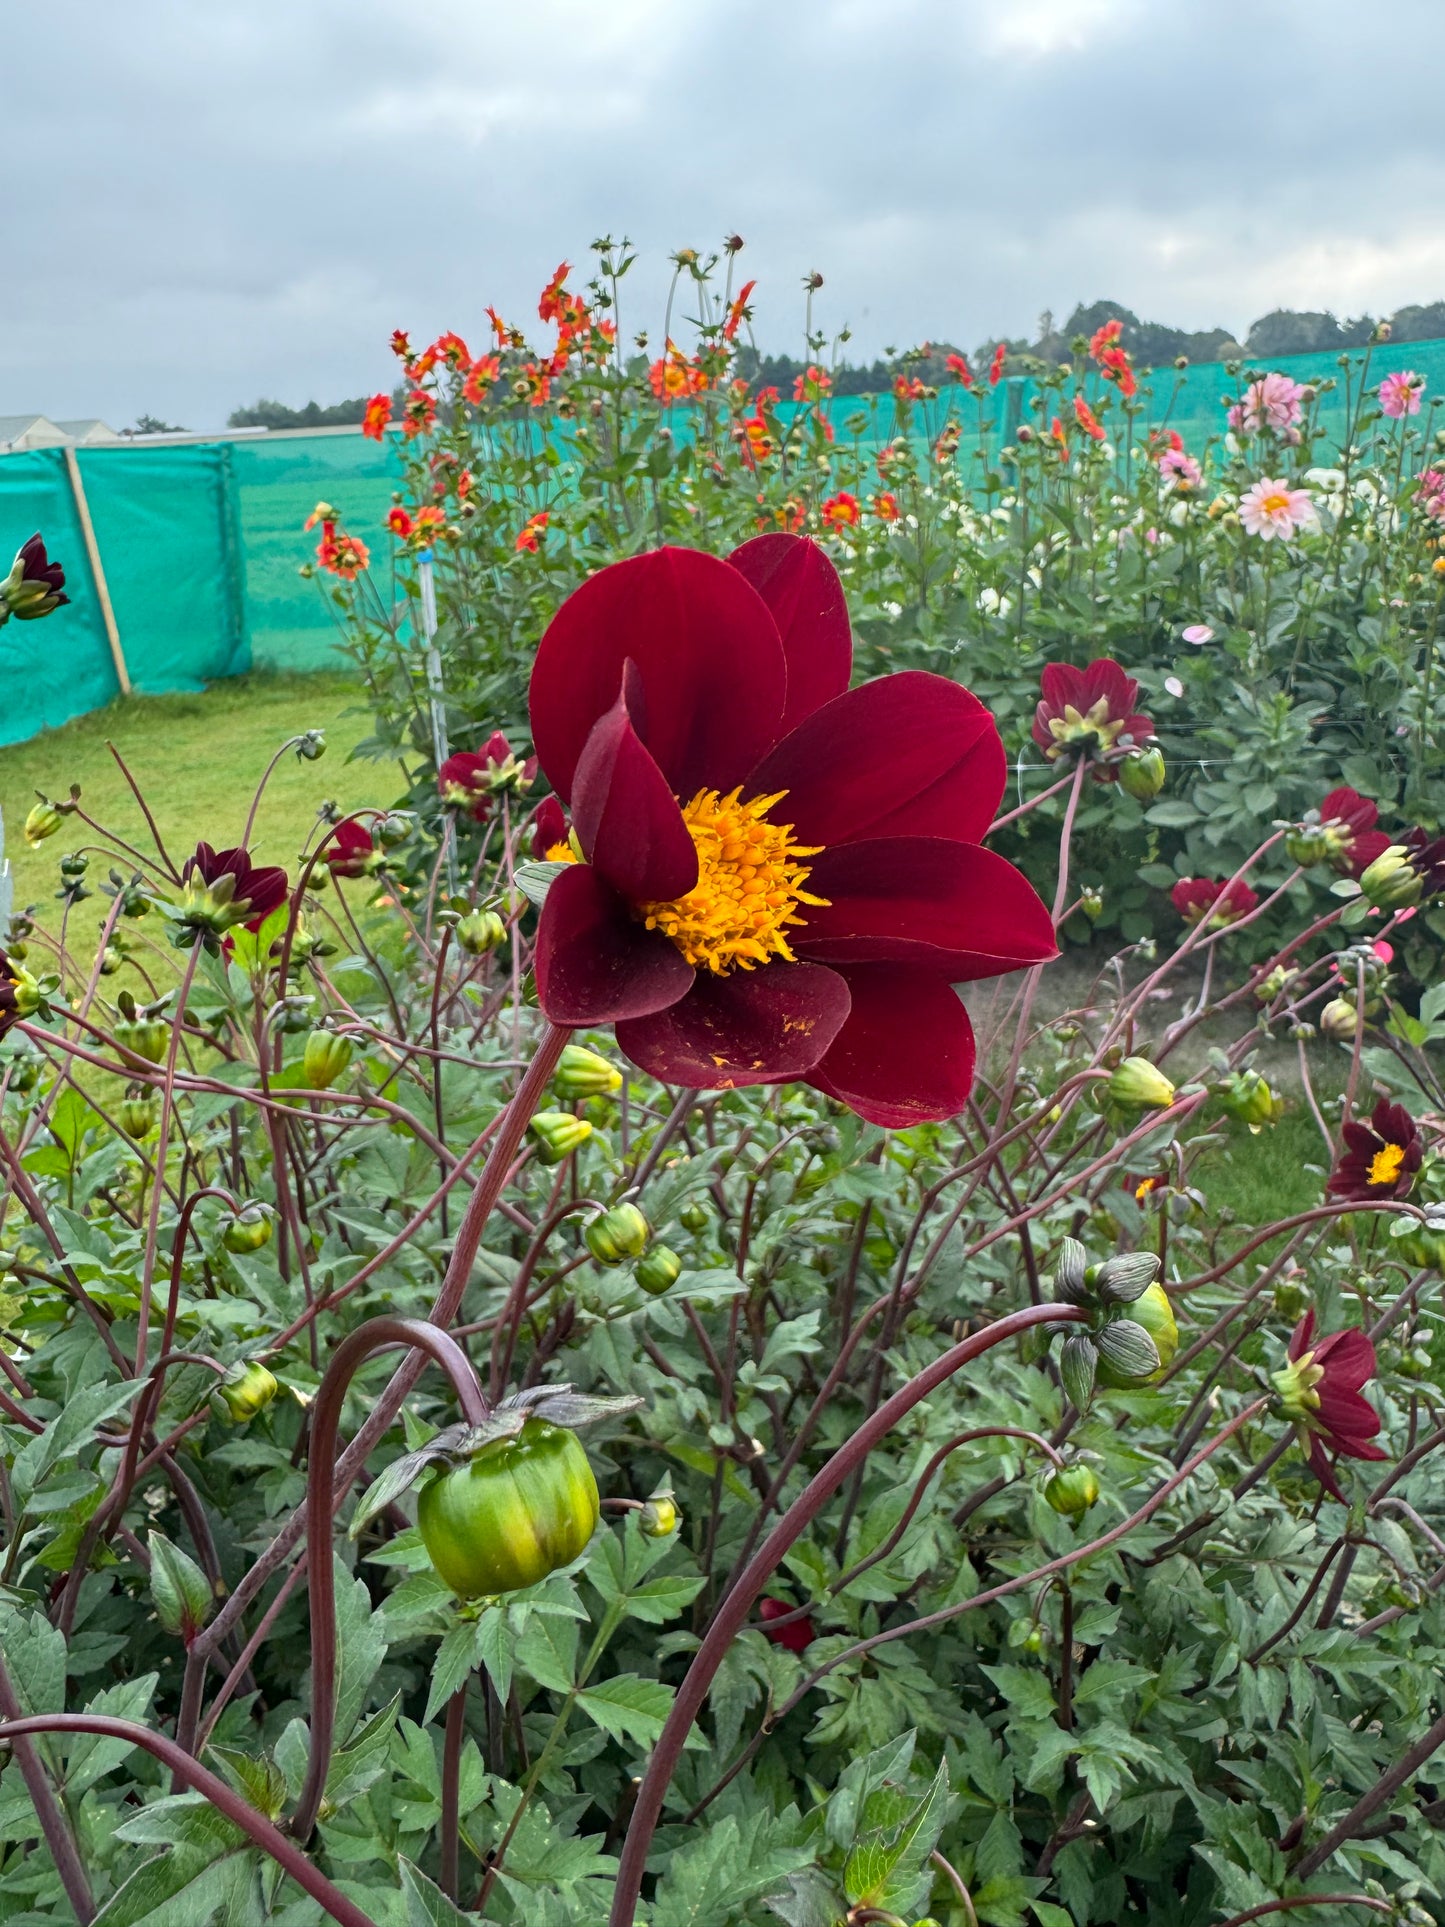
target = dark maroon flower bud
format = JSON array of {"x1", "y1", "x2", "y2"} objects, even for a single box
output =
[
  {"x1": 178, "y1": 843, "x2": 290, "y2": 941},
  {"x1": 325, "y1": 816, "x2": 378, "y2": 879},
  {"x1": 0, "y1": 534, "x2": 69, "y2": 625},
  {"x1": 1273, "y1": 1309, "x2": 1388, "y2": 1500},
  {"x1": 758, "y1": 1596, "x2": 815, "y2": 1653}
]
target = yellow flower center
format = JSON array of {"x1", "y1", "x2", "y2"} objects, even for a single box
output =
[
  {"x1": 1048, "y1": 698, "x2": 1125, "y2": 755},
  {"x1": 1367, "y1": 1141, "x2": 1406, "y2": 1187},
  {"x1": 1261, "y1": 490, "x2": 1291, "y2": 515},
  {"x1": 638, "y1": 787, "x2": 826, "y2": 974}
]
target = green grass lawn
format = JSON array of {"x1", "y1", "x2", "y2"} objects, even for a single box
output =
[{"x1": 0, "y1": 673, "x2": 407, "y2": 916}]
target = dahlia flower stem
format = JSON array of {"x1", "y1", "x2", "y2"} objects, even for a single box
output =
[
  {"x1": 134, "y1": 940, "x2": 203, "y2": 1377},
  {"x1": 1051, "y1": 757, "x2": 1088, "y2": 925},
  {"x1": 292, "y1": 1317, "x2": 489, "y2": 1844},
  {"x1": 440, "y1": 1682, "x2": 467, "y2": 1900},
  {"x1": 0, "y1": 1715, "x2": 376, "y2": 1927},
  {"x1": 1218, "y1": 1901, "x2": 1391, "y2": 1927},
  {"x1": 607, "y1": 1301, "x2": 1089, "y2": 1927},
  {"x1": 0, "y1": 1660, "x2": 96, "y2": 1924}
]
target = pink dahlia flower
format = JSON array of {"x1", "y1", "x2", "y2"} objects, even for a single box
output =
[
  {"x1": 1379, "y1": 370, "x2": 1423, "y2": 420},
  {"x1": 1158, "y1": 448, "x2": 1203, "y2": 491},
  {"x1": 1228, "y1": 372, "x2": 1306, "y2": 436},
  {"x1": 1239, "y1": 477, "x2": 1317, "y2": 542}
]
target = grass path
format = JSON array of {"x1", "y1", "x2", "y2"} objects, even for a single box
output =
[{"x1": 0, "y1": 674, "x2": 407, "y2": 917}]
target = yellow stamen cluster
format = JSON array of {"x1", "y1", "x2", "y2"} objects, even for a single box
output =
[
  {"x1": 639, "y1": 787, "x2": 826, "y2": 974},
  {"x1": 1047, "y1": 698, "x2": 1125, "y2": 756},
  {"x1": 1368, "y1": 1141, "x2": 1406, "y2": 1188}
]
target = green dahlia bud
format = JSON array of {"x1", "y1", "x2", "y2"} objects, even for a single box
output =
[
  {"x1": 552, "y1": 1043, "x2": 623, "y2": 1098},
  {"x1": 302, "y1": 1029, "x2": 353, "y2": 1090},
  {"x1": 1255, "y1": 964, "x2": 1297, "y2": 1003},
  {"x1": 1273, "y1": 1277, "x2": 1309, "y2": 1319},
  {"x1": 1097, "y1": 1282, "x2": 1178, "y2": 1387},
  {"x1": 1390, "y1": 1208, "x2": 1445, "y2": 1272},
  {"x1": 585, "y1": 1203, "x2": 650, "y2": 1266},
  {"x1": 1284, "y1": 820, "x2": 1344, "y2": 868},
  {"x1": 1044, "y1": 1464, "x2": 1100, "y2": 1517},
  {"x1": 23, "y1": 802, "x2": 62, "y2": 847},
  {"x1": 639, "y1": 1493, "x2": 679, "y2": 1537},
  {"x1": 418, "y1": 1418, "x2": 600, "y2": 1599},
  {"x1": 1319, "y1": 996, "x2": 1359, "y2": 1040},
  {"x1": 1359, "y1": 844, "x2": 1422, "y2": 910},
  {"x1": 634, "y1": 1244, "x2": 682, "y2": 1295},
  {"x1": 222, "y1": 1206, "x2": 274, "y2": 1254},
  {"x1": 527, "y1": 1111, "x2": 594, "y2": 1165},
  {"x1": 148, "y1": 1530, "x2": 213, "y2": 1643},
  {"x1": 1108, "y1": 1056, "x2": 1176, "y2": 1111},
  {"x1": 374, "y1": 812, "x2": 413, "y2": 848},
  {"x1": 1219, "y1": 1068, "x2": 1282, "y2": 1132},
  {"x1": 1117, "y1": 744, "x2": 1165, "y2": 801},
  {"x1": 1080, "y1": 885, "x2": 1105, "y2": 921},
  {"x1": 118, "y1": 1090, "x2": 158, "y2": 1138},
  {"x1": 679, "y1": 1200, "x2": 710, "y2": 1233},
  {"x1": 456, "y1": 909, "x2": 507, "y2": 956},
  {"x1": 217, "y1": 1358, "x2": 279, "y2": 1421}
]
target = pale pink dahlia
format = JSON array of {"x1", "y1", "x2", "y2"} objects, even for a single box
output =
[{"x1": 1239, "y1": 477, "x2": 1317, "y2": 542}]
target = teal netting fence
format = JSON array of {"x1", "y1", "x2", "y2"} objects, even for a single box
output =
[{"x1": 3, "y1": 335, "x2": 1445, "y2": 748}]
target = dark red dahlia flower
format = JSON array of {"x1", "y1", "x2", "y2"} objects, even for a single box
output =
[
  {"x1": 758, "y1": 1596, "x2": 815, "y2": 1653},
  {"x1": 325, "y1": 817, "x2": 377, "y2": 880},
  {"x1": 1032, "y1": 658, "x2": 1153, "y2": 768},
  {"x1": 1170, "y1": 877, "x2": 1260, "y2": 929},
  {"x1": 181, "y1": 843, "x2": 290, "y2": 936},
  {"x1": 528, "y1": 795, "x2": 569, "y2": 860},
  {"x1": 1327, "y1": 1097, "x2": 1422, "y2": 1202},
  {"x1": 1272, "y1": 1309, "x2": 1387, "y2": 1500},
  {"x1": 527, "y1": 537, "x2": 1056, "y2": 1127},
  {"x1": 0, "y1": 534, "x2": 69, "y2": 625},
  {"x1": 1320, "y1": 786, "x2": 1390, "y2": 878},
  {"x1": 438, "y1": 731, "x2": 538, "y2": 822}
]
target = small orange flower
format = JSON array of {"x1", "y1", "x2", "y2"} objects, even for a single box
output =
[
  {"x1": 793, "y1": 363, "x2": 832, "y2": 402},
  {"x1": 362, "y1": 393, "x2": 392, "y2": 441},
  {"x1": 934, "y1": 422, "x2": 961, "y2": 464},
  {"x1": 723, "y1": 279, "x2": 757, "y2": 342},
  {"x1": 893, "y1": 373, "x2": 926, "y2": 403},
  {"x1": 1088, "y1": 318, "x2": 1123, "y2": 358},
  {"x1": 821, "y1": 491, "x2": 861, "y2": 529},
  {"x1": 463, "y1": 354, "x2": 501, "y2": 403},
  {"x1": 403, "y1": 390, "x2": 437, "y2": 438},
  {"x1": 413, "y1": 505, "x2": 446, "y2": 541},
  {"x1": 386, "y1": 506, "x2": 414, "y2": 538},
  {"x1": 318, "y1": 530, "x2": 369, "y2": 579},
  {"x1": 649, "y1": 343, "x2": 707, "y2": 403},
  {"x1": 946, "y1": 352, "x2": 973, "y2": 387},
  {"x1": 1049, "y1": 416, "x2": 1070, "y2": 456},
  {"x1": 515, "y1": 510, "x2": 550, "y2": 553},
  {"x1": 518, "y1": 362, "x2": 552, "y2": 407},
  {"x1": 988, "y1": 342, "x2": 1008, "y2": 386},
  {"x1": 1073, "y1": 396, "x2": 1106, "y2": 442},
  {"x1": 389, "y1": 329, "x2": 412, "y2": 361},
  {"x1": 430, "y1": 331, "x2": 471, "y2": 371},
  {"x1": 485, "y1": 306, "x2": 508, "y2": 345},
  {"x1": 538, "y1": 262, "x2": 572, "y2": 324},
  {"x1": 871, "y1": 491, "x2": 900, "y2": 522}
]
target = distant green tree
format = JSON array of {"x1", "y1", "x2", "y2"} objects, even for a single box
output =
[
  {"x1": 227, "y1": 397, "x2": 370, "y2": 429},
  {"x1": 128, "y1": 413, "x2": 185, "y2": 434}
]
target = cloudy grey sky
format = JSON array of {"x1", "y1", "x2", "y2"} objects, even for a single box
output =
[{"x1": 9, "y1": 0, "x2": 1444, "y2": 431}]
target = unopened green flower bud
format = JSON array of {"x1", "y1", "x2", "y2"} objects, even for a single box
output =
[
  {"x1": 1117, "y1": 744, "x2": 1165, "y2": 801},
  {"x1": 1108, "y1": 1056, "x2": 1176, "y2": 1111},
  {"x1": 1080, "y1": 885, "x2": 1105, "y2": 921},
  {"x1": 222, "y1": 1206, "x2": 274, "y2": 1254},
  {"x1": 552, "y1": 1044, "x2": 622, "y2": 1098},
  {"x1": 147, "y1": 1529, "x2": 213, "y2": 1644},
  {"x1": 98, "y1": 944, "x2": 124, "y2": 976},
  {"x1": 1044, "y1": 1464, "x2": 1100, "y2": 1517},
  {"x1": 1219, "y1": 1068, "x2": 1282, "y2": 1133},
  {"x1": 216, "y1": 1359, "x2": 279, "y2": 1421},
  {"x1": 635, "y1": 1244, "x2": 682, "y2": 1295},
  {"x1": 1284, "y1": 821, "x2": 1343, "y2": 868},
  {"x1": 1255, "y1": 964, "x2": 1297, "y2": 1003},
  {"x1": 1273, "y1": 1278, "x2": 1309, "y2": 1319},
  {"x1": 1319, "y1": 996, "x2": 1359, "y2": 1040},
  {"x1": 118, "y1": 1089, "x2": 158, "y2": 1138},
  {"x1": 1359, "y1": 844, "x2": 1422, "y2": 910},
  {"x1": 302, "y1": 1029, "x2": 353, "y2": 1090},
  {"x1": 679, "y1": 1200, "x2": 710, "y2": 1233},
  {"x1": 1097, "y1": 1282, "x2": 1178, "y2": 1387},
  {"x1": 456, "y1": 909, "x2": 507, "y2": 956},
  {"x1": 585, "y1": 1203, "x2": 650, "y2": 1266},
  {"x1": 295, "y1": 730, "x2": 326, "y2": 762},
  {"x1": 1390, "y1": 1208, "x2": 1445, "y2": 1272},
  {"x1": 528, "y1": 1111, "x2": 594, "y2": 1165},
  {"x1": 639, "y1": 1493, "x2": 679, "y2": 1538},
  {"x1": 23, "y1": 802, "x2": 63, "y2": 846},
  {"x1": 374, "y1": 812, "x2": 413, "y2": 848}
]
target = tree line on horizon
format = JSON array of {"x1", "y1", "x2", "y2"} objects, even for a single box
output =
[{"x1": 225, "y1": 296, "x2": 1445, "y2": 429}]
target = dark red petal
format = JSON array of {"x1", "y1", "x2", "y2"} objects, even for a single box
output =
[
  {"x1": 743, "y1": 673, "x2": 1006, "y2": 847},
  {"x1": 1305, "y1": 1435, "x2": 1347, "y2": 1502},
  {"x1": 1346, "y1": 829, "x2": 1392, "y2": 877},
  {"x1": 534, "y1": 865, "x2": 693, "y2": 1026},
  {"x1": 1082, "y1": 658, "x2": 1141, "y2": 714},
  {"x1": 795, "y1": 837, "x2": 1057, "y2": 980},
  {"x1": 529, "y1": 547, "x2": 787, "y2": 803},
  {"x1": 570, "y1": 686, "x2": 698, "y2": 903},
  {"x1": 1288, "y1": 1310, "x2": 1317, "y2": 1362},
  {"x1": 1314, "y1": 1325, "x2": 1376, "y2": 1391},
  {"x1": 808, "y1": 964, "x2": 977, "y2": 1127},
  {"x1": 615, "y1": 962, "x2": 849, "y2": 1089},
  {"x1": 1038, "y1": 661, "x2": 1084, "y2": 713},
  {"x1": 727, "y1": 533, "x2": 851, "y2": 733},
  {"x1": 1315, "y1": 1382, "x2": 1384, "y2": 1449}
]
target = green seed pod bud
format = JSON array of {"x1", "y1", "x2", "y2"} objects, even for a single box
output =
[
  {"x1": 1097, "y1": 1282, "x2": 1178, "y2": 1387},
  {"x1": 1117, "y1": 744, "x2": 1165, "y2": 801},
  {"x1": 97, "y1": 944, "x2": 124, "y2": 976},
  {"x1": 634, "y1": 1244, "x2": 682, "y2": 1295},
  {"x1": 147, "y1": 1530, "x2": 214, "y2": 1644},
  {"x1": 272, "y1": 996, "x2": 314, "y2": 1036},
  {"x1": 59, "y1": 852, "x2": 89, "y2": 882},
  {"x1": 639, "y1": 1493, "x2": 679, "y2": 1538},
  {"x1": 222, "y1": 1206, "x2": 274, "y2": 1255},
  {"x1": 1273, "y1": 1277, "x2": 1309, "y2": 1319},
  {"x1": 1319, "y1": 996, "x2": 1359, "y2": 1040},
  {"x1": 118, "y1": 1089, "x2": 158, "y2": 1138},
  {"x1": 23, "y1": 802, "x2": 62, "y2": 847},
  {"x1": 216, "y1": 1359, "x2": 279, "y2": 1421},
  {"x1": 456, "y1": 909, "x2": 507, "y2": 956},
  {"x1": 1359, "y1": 845, "x2": 1423, "y2": 910},
  {"x1": 7, "y1": 1052, "x2": 41, "y2": 1093},
  {"x1": 1107, "y1": 1056, "x2": 1176, "y2": 1111},
  {"x1": 1219, "y1": 1068, "x2": 1282, "y2": 1132},
  {"x1": 374, "y1": 812, "x2": 413, "y2": 848},
  {"x1": 527, "y1": 1111, "x2": 594, "y2": 1165},
  {"x1": 1044, "y1": 1464, "x2": 1100, "y2": 1517},
  {"x1": 1080, "y1": 885, "x2": 1105, "y2": 921},
  {"x1": 679, "y1": 1200, "x2": 710, "y2": 1233},
  {"x1": 1255, "y1": 964, "x2": 1297, "y2": 1003},
  {"x1": 585, "y1": 1203, "x2": 650, "y2": 1266},
  {"x1": 115, "y1": 1016, "x2": 170, "y2": 1064},
  {"x1": 302, "y1": 1029, "x2": 353, "y2": 1090},
  {"x1": 552, "y1": 1043, "x2": 623, "y2": 1098}
]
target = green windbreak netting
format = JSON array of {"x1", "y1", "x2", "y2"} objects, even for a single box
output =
[{"x1": 3, "y1": 335, "x2": 1445, "y2": 747}]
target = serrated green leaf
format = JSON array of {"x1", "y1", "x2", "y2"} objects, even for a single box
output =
[{"x1": 575, "y1": 1673, "x2": 674, "y2": 1746}]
